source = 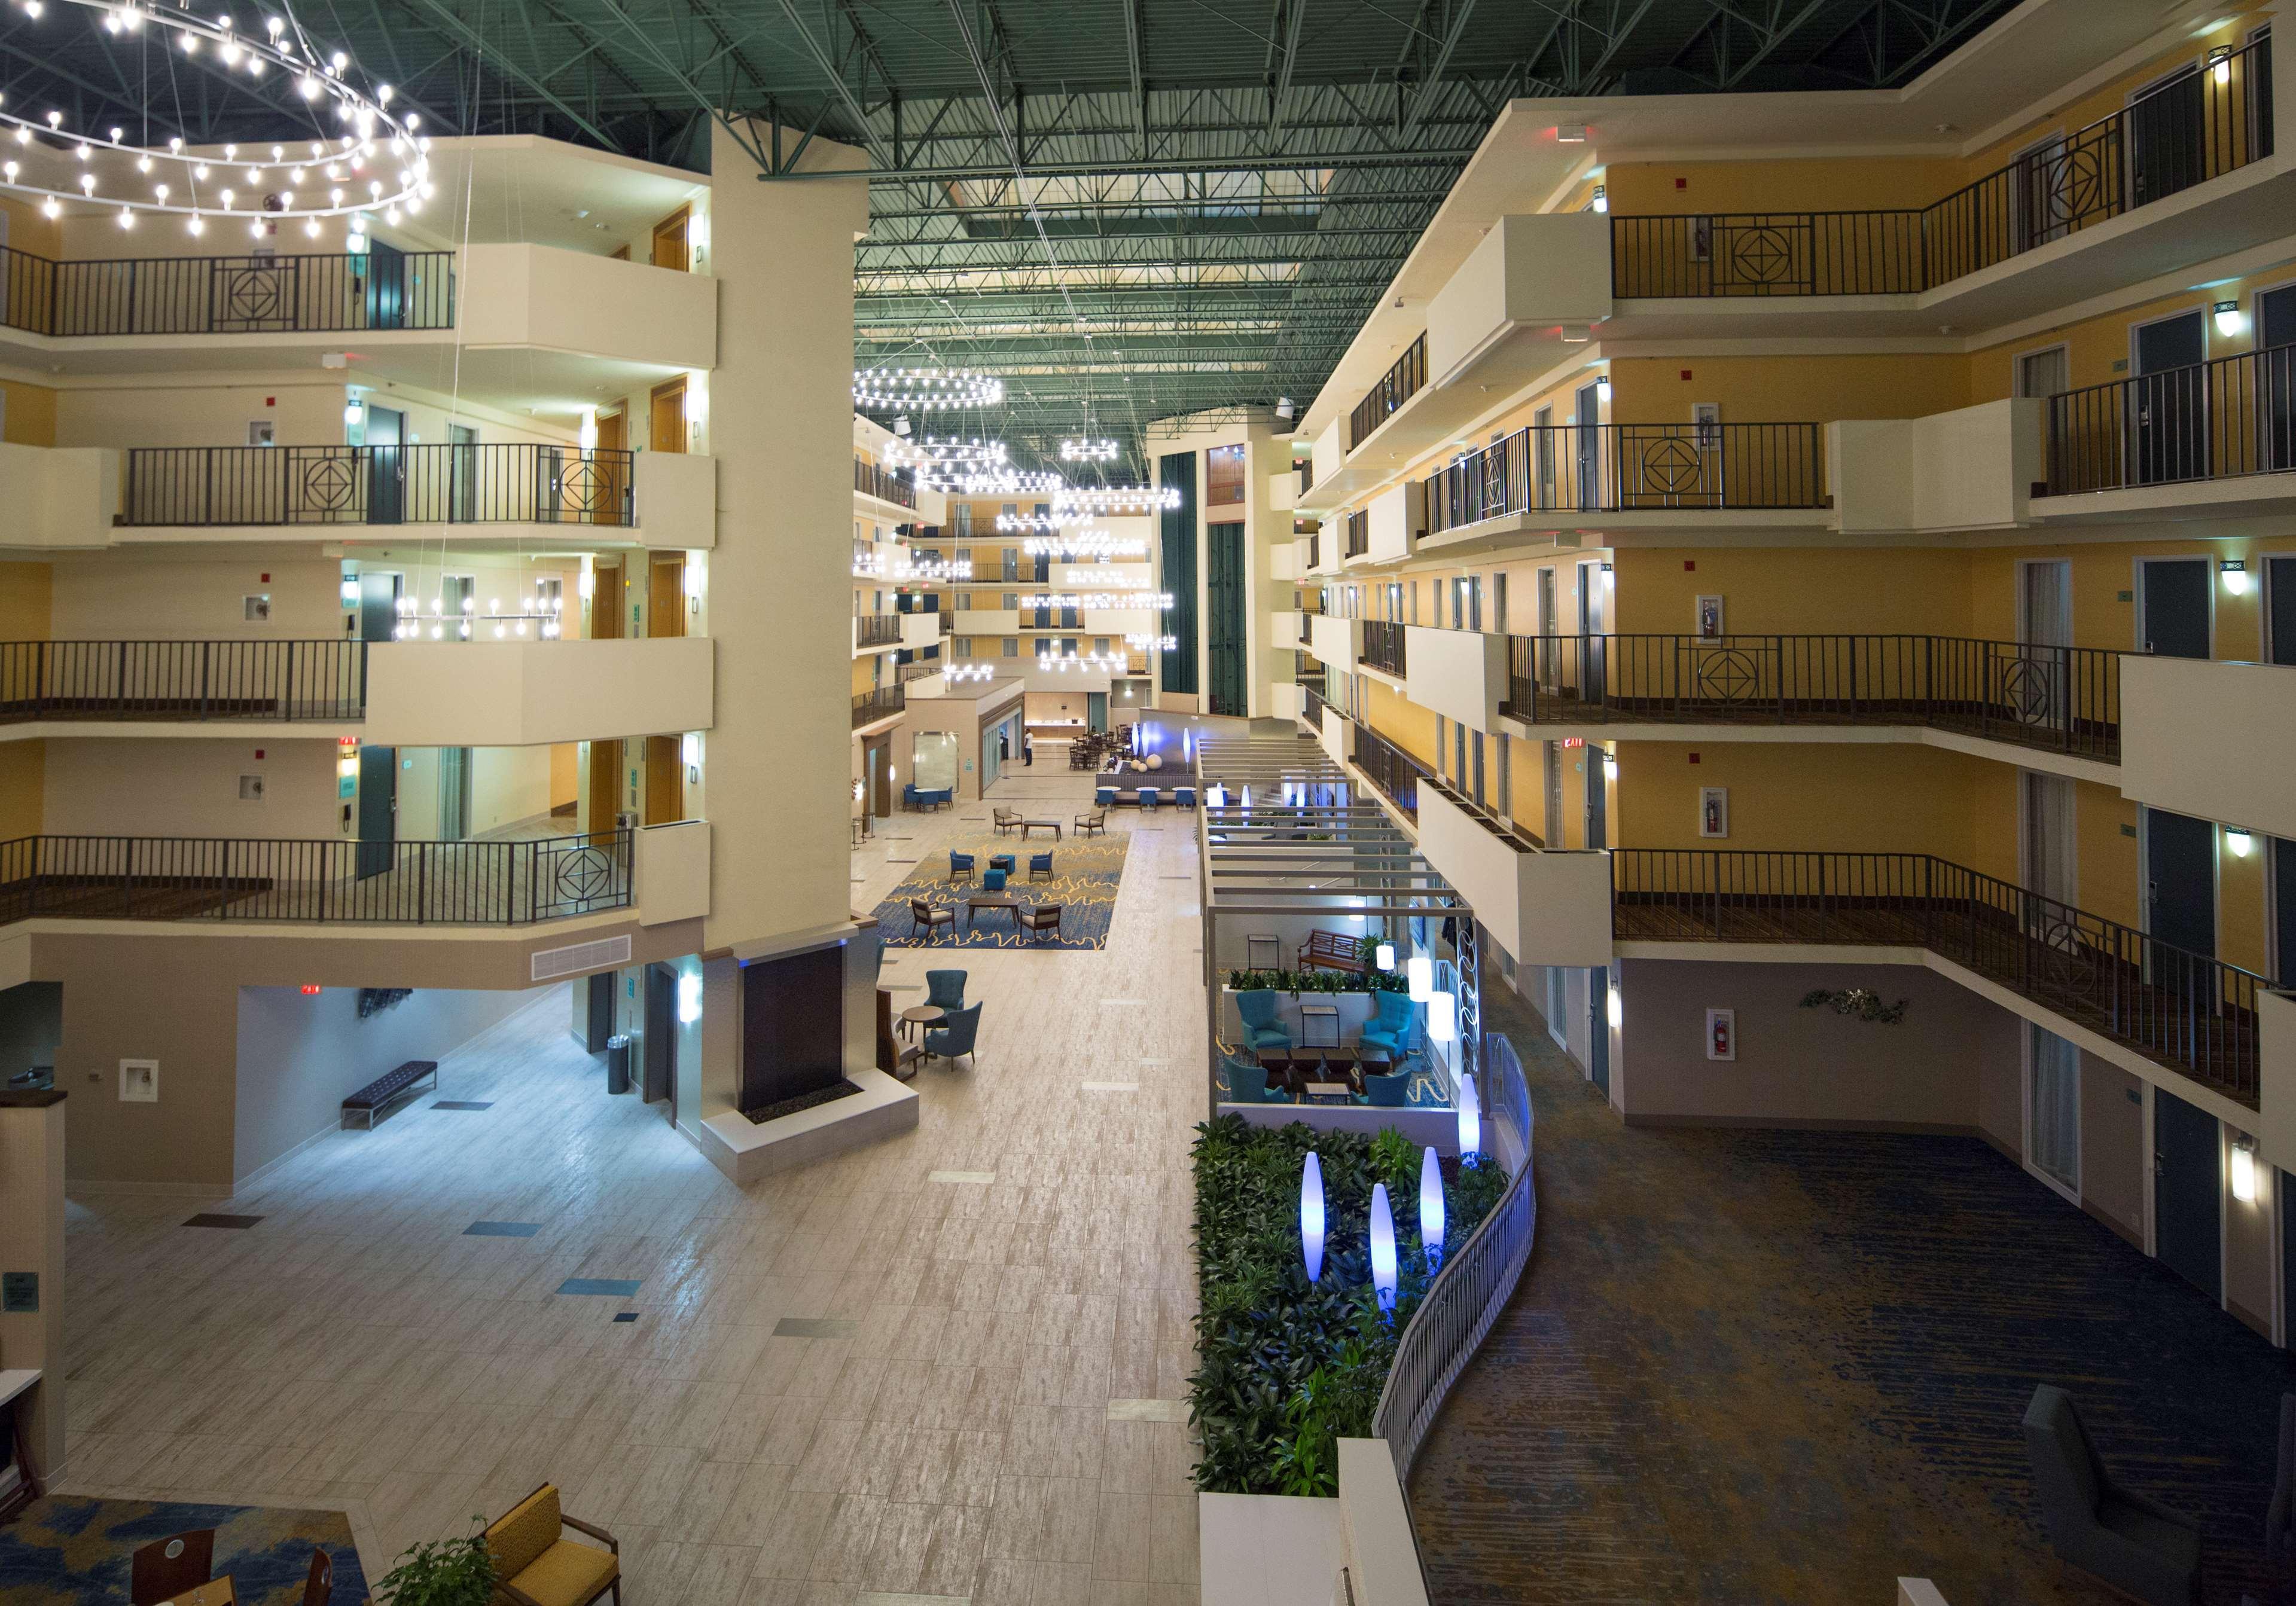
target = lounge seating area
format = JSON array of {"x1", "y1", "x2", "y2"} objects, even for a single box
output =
[
  {"x1": 125, "y1": 1526, "x2": 336, "y2": 1605},
  {"x1": 2023, "y1": 1385, "x2": 2203, "y2": 1606},
  {"x1": 873, "y1": 825, "x2": 1122, "y2": 949},
  {"x1": 902, "y1": 783, "x2": 954, "y2": 811}
]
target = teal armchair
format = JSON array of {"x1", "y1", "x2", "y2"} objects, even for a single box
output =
[
  {"x1": 1358, "y1": 990, "x2": 1416, "y2": 1058},
  {"x1": 1358, "y1": 1068, "x2": 1412, "y2": 1108},
  {"x1": 924, "y1": 1003, "x2": 982, "y2": 1069},
  {"x1": 1224, "y1": 1060, "x2": 1291, "y2": 1104},
  {"x1": 925, "y1": 970, "x2": 967, "y2": 1012},
  {"x1": 1234, "y1": 990, "x2": 1291, "y2": 1054}
]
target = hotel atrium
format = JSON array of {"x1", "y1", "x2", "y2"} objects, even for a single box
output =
[{"x1": 2, "y1": 1, "x2": 2295, "y2": 1603}]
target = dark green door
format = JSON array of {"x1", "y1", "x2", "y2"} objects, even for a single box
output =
[{"x1": 1207, "y1": 521, "x2": 1246, "y2": 717}]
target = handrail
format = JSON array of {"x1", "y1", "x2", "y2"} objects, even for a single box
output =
[
  {"x1": 1612, "y1": 848, "x2": 2263, "y2": 1103},
  {"x1": 1612, "y1": 35, "x2": 2271, "y2": 298},
  {"x1": 1360, "y1": 618, "x2": 1408, "y2": 677},
  {"x1": 1373, "y1": 1033, "x2": 1535, "y2": 1480},
  {"x1": 0, "y1": 639, "x2": 364, "y2": 721},
  {"x1": 1, "y1": 245, "x2": 455, "y2": 336},
  {"x1": 1502, "y1": 632, "x2": 2122, "y2": 761},
  {"x1": 1349, "y1": 332, "x2": 1427, "y2": 450},
  {"x1": 1352, "y1": 720, "x2": 1428, "y2": 820},
  {"x1": 1343, "y1": 508, "x2": 1370, "y2": 557},
  {"x1": 855, "y1": 613, "x2": 904, "y2": 648},
  {"x1": 1423, "y1": 423, "x2": 1824, "y2": 530},
  {"x1": 2047, "y1": 340, "x2": 2296, "y2": 494},
  {"x1": 0, "y1": 828, "x2": 632, "y2": 925},
  {"x1": 854, "y1": 457, "x2": 918, "y2": 508},
  {"x1": 1302, "y1": 684, "x2": 1330, "y2": 729},
  {"x1": 123, "y1": 444, "x2": 633, "y2": 527},
  {"x1": 852, "y1": 683, "x2": 906, "y2": 726}
]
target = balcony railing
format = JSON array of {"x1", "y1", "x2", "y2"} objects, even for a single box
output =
[
  {"x1": 1297, "y1": 612, "x2": 1313, "y2": 646},
  {"x1": 123, "y1": 444, "x2": 633, "y2": 527},
  {"x1": 1341, "y1": 509, "x2": 1370, "y2": 558},
  {"x1": 1348, "y1": 333, "x2": 1427, "y2": 450},
  {"x1": 1352, "y1": 720, "x2": 1427, "y2": 820},
  {"x1": 1423, "y1": 423, "x2": 1824, "y2": 532},
  {"x1": 0, "y1": 828, "x2": 630, "y2": 926},
  {"x1": 1361, "y1": 618, "x2": 1408, "y2": 677},
  {"x1": 855, "y1": 613, "x2": 904, "y2": 648},
  {"x1": 1302, "y1": 684, "x2": 1330, "y2": 729},
  {"x1": 0, "y1": 639, "x2": 364, "y2": 722},
  {"x1": 852, "y1": 684, "x2": 906, "y2": 727},
  {"x1": 854, "y1": 458, "x2": 917, "y2": 509},
  {"x1": 1307, "y1": 530, "x2": 1321, "y2": 569},
  {"x1": 1502, "y1": 633, "x2": 2121, "y2": 761},
  {"x1": 1612, "y1": 36, "x2": 2271, "y2": 299},
  {"x1": 1, "y1": 246, "x2": 455, "y2": 337},
  {"x1": 1612, "y1": 848, "x2": 2262, "y2": 1104},
  {"x1": 2046, "y1": 341, "x2": 2296, "y2": 494}
]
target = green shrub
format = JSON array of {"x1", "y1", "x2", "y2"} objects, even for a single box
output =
[
  {"x1": 1223, "y1": 966, "x2": 1410, "y2": 994},
  {"x1": 373, "y1": 1522, "x2": 495, "y2": 1606},
  {"x1": 1190, "y1": 1114, "x2": 1507, "y2": 1495}
]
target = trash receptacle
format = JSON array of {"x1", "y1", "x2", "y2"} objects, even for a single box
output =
[{"x1": 605, "y1": 1034, "x2": 632, "y2": 1094}]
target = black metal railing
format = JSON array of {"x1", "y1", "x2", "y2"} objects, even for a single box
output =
[
  {"x1": 1307, "y1": 530, "x2": 1321, "y2": 569},
  {"x1": 1297, "y1": 611, "x2": 1313, "y2": 645},
  {"x1": 852, "y1": 684, "x2": 906, "y2": 726},
  {"x1": 1612, "y1": 848, "x2": 2262, "y2": 1103},
  {"x1": 123, "y1": 444, "x2": 633, "y2": 527},
  {"x1": 1361, "y1": 618, "x2": 1408, "y2": 677},
  {"x1": 1344, "y1": 508, "x2": 1370, "y2": 558},
  {"x1": 1502, "y1": 633, "x2": 2121, "y2": 759},
  {"x1": 1302, "y1": 684, "x2": 1330, "y2": 728},
  {"x1": 2, "y1": 246, "x2": 455, "y2": 336},
  {"x1": 896, "y1": 661, "x2": 939, "y2": 683},
  {"x1": 0, "y1": 829, "x2": 630, "y2": 926},
  {"x1": 2047, "y1": 341, "x2": 2296, "y2": 494},
  {"x1": 855, "y1": 613, "x2": 904, "y2": 648},
  {"x1": 1352, "y1": 720, "x2": 1428, "y2": 820},
  {"x1": 1349, "y1": 333, "x2": 1428, "y2": 450},
  {"x1": 1423, "y1": 423, "x2": 1824, "y2": 530},
  {"x1": 1613, "y1": 37, "x2": 2271, "y2": 299},
  {"x1": 855, "y1": 458, "x2": 917, "y2": 508},
  {"x1": 0, "y1": 639, "x2": 364, "y2": 722}
]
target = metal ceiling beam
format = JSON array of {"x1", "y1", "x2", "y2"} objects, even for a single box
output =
[
  {"x1": 1266, "y1": 0, "x2": 1308, "y2": 139},
  {"x1": 1122, "y1": 0, "x2": 1148, "y2": 155},
  {"x1": 1715, "y1": 0, "x2": 1840, "y2": 89},
  {"x1": 398, "y1": 0, "x2": 624, "y2": 150},
  {"x1": 1401, "y1": 0, "x2": 1480, "y2": 139},
  {"x1": 1578, "y1": 0, "x2": 1663, "y2": 88}
]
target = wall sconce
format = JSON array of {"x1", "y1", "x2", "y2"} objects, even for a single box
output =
[
  {"x1": 2221, "y1": 557, "x2": 2250, "y2": 594},
  {"x1": 2232, "y1": 1134, "x2": 2258, "y2": 1202},
  {"x1": 684, "y1": 561, "x2": 705, "y2": 611},
  {"x1": 1607, "y1": 984, "x2": 1623, "y2": 1030},
  {"x1": 579, "y1": 407, "x2": 598, "y2": 452},
  {"x1": 1419, "y1": 1146, "x2": 1444, "y2": 1270},
  {"x1": 1368, "y1": 1183, "x2": 1397, "y2": 1312},
  {"x1": 1591, "y1": 183, "x2": 1607, "y2": 214},
  {"x1": 2212, "y1": 44, "x2": 2233, "y2": 86},
  {"x1": 340, "y1": 575, "x2": 359, "y2": 606},
  {"x1": 1406, "y1": 954, "x2": 1434, "y2": 1002},
  {"x1": 2215, "y1": 300, "x2": 2245, "y2": 338},
  {"x1": 1602, "y1": 749, "x2": 1620, "y2": 781},
  {"x1": 1427, "y1": 990, "x2": 1458, "y2": 1043},
  {"x1": 1594, "y1": 374, "x2": 1613, "y2": 402},
  {"x1": 578, "y1": 559, "x2": 596, "y2": 600},
  {"x1": 1375, "y1": 942, "x2": 1395, "y2": 971},
  {"x1": 1300, "y1": 1151, "x2": 1325, "y2": 1283},
  {"x1": 1456, "y1": 1070, "x2": 1481, "y2": 1158},
  {"x1": 681, "y1": 732, "x2": 700, "y2": 783},
  {"x1": 676, "y1": 971, "x2": 702, "y2": 1025},
  {"x1": 2228, "y1": 826, "x2": 2254, "y2": 857},
  {"x1": 343, "y1": 392, "x2": 364, "y2": 427}
]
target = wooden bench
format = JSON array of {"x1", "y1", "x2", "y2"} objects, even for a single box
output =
[
  {"x1": 1298, "y1": 930, "x2": 1367, "y2": 978},
  {"x1": 341, "y1": 1060, "x2": 439, "y2": 1129}
]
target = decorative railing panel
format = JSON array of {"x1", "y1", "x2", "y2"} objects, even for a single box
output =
[
  {"x1": 1502, "y1": 633, "x2": 2121, "y2": 761},
  {"x1": 1343, "y1": 509, "x2": 1370, "y2": 558},
  {"x1": 0, "y1": 639, "x2": 364, "y2": 722},
  {"x1": 123, "y1": 444, "x2": 633, "y2": 527},
  {"x1": 1, "y1": 246, "x2": 454, "y2": 336},
  {"x1": 1612, "y1": 849, "x2": 2261, "y2": 1103},
  {"x1": 0, "y1": 829, "x2": 631, "y2": 926},
  {"x1": 1423, "y1": 423, "x2": 1824, "y2": 531}
]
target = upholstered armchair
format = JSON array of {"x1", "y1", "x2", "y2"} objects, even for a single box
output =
[
  {"x1": 1234, "y1": 990, "x2": 1291, "y2": 1054},
  {"x1": 925, "y1": 969, "x2": 967, "y2": 1012},
  {"x1": 947, "y1": 851, "x2": 975, "y2": 883},
  {"x1": 1358, "y1": 990, "x2": 1416, "y2": 1059},
  {"x1": 1358, "y1": 1068, "x2": 1413, "y2": 1107},
  {"x1": 1224, "y1": 1060, "x2": 1291, "y2": 1103},
  {"x1": 925, "y1": 1003, "x2": 982, "y2": 1068},
  {"x1": 483, "y1": 1483, "x2": 621, "y2": 1606},
  {"x1": 2021, "y1": 1384, "x2": 2200, "y2": 1606}
]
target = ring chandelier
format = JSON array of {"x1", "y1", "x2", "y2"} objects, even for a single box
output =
[
  {"x1": 0, "y1": 0, "x2": 431, "y2": 235},
  {"x1": 944, "y1": 662, "x2": 997, "y2": 683},
  {"x1": 1019, "y1": 591, "x2": 1175, "y2": 611},
  {"x1": 996, "y1": 511, "x2": 1090, "y2": 533},
  {"x1": 885, "y1": 436, "x2": 1008, "y2": 490},
  {"x1": 959, "y1": 468, "x2": 1065, "y2": 498},
  {"x1": 853, "y1": 367, "x2": 1004, "y2": 411},
  {"x1": 1059, "y1": 437, "x2": 1117, "y2": 463},
  {"x1": 1124, "y1": 633, "x2": 1178, "y2": 652},
  {"x1": 1056, "y1": 483, "x2": 1181, "y2": 514},
  {"x1": 1038, "y1": 650, "x2": 1128, "y2": 674},
  {"x1": 1022, "y1": 533, "x2": 1148, "y2": 559}
]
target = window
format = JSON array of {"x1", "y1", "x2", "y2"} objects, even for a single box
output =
[
  {"x1": 1095, "y1": 637, "x2": 1110, "y2": 652},
  {"x1": 1002, "y1": 639, "x2": 1019, "y2": 657},
  {"x1": 1207, "y1": 442, "x2": 1246, "y2": 506},
  {"x1": 954, "y1": 638, "x2": 972, "y2": 657},
  {"x1": 958, "y1": 593, "x2": 972, "y2": 610},
  {"x1": 1002, "y1": 592, "x2": 1019, "y2": 609}
]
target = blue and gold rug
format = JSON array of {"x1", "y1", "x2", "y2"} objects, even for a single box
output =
[
  {"x1": 874, "y1": 829, "x2": 1130, "y2": 949},
  {"x1": 0, "y1": 1496, "x2": 367, "y2": 1606}
]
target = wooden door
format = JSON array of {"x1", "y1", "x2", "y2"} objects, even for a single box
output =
[
  {"x1": 594, "y1": 410, "x2": 627, "y2": 528},
  {"x1": 651, "y1": 206, "x2": 690, "y2": 272},
  {"x1": 645, "y1": 734, "x2": 684, "y2": 824},
  {"x1": 588, "y1": 738, "x2": 622, "y2": 842},
  {"x1": 648, "y1": 555, "x2": 685, "y2": 639},
  {"x1": 591, "y1": 562, "x2": 624, "y2": 639},
  {"x1": 650, "y1": 378, "x2": 687, "y2": 454}
]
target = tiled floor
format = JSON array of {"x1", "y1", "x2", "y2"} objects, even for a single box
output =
[{"x1": 57, "y1": 768, "x2": 1205, "y2": 1606}]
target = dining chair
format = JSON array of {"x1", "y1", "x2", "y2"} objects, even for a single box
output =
[
  {"x1": 301, "y1": 1547, "x2": 333, "y2": 1606},
  {"x1": 1029, "y1": 852, "x2": 1054, "y2": 882},
  {"x1": 130, "y1": 1529, "x2": 216, "y2": 1605},
  {"x1": 910, "y1": 899, "x2": 953, "y2": 943}
]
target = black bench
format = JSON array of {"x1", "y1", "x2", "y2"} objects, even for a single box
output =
[{"x1": 341, "y1": 1060, "x2": 439, "y2": 1129}]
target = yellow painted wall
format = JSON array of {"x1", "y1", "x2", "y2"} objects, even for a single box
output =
[
  {"x1": 1602, "y1": 157, "x2": 1966, "y2": 216},
  {"x1": 1362, "y1": 676, "x2": 1437, "y2": 768},
  {"x1": 1612, "y1": 354, "x2": 1969, "y2": 426},
  {"x1": 0, "y1": 196, "x2": 61, "y2": 257},
  {"x1": 1964, "y1": 539, "x2": 2268, "y2": 659},
  {"x1": 850, "y1": 655, "x2": 879, "y2": 696},
  {"x1": 1972, "y1": 262, "x2": 2296, "y2": 402},
  {"x1": 549, "y1": 741, "x2": 578, "y2": 811},
  {"x1": 1, "y1": 381, "x2": 56, "y2": 447},
  {"x1": 0, "y1": 563, "x2": 51, "y2": 640},
  {"x1": 0, "y1": 743, "x2": 42, "y2": 839},
  {"x1": 1612, "y1": 547, "x2": 1977, "y2": 637}
]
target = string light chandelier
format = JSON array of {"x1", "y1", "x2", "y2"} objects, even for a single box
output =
[
  {"x1": 945, "y1": 662, "x2": 996, "y2": 683},
  {"x1": 1124, "y1": 633, "x2": 1179, "y2": 652},
  {"x1": 1019, "y1": 590, "x2": 1175, "y2": 612},
  {"x1": 1059, "y1": 437, "x2": 1117, "y2": 463},
  {"x1": 1037, "y1": 649, "x2": 1128, "y2": 674},
  {"x1": 391, "y1": 586, "x2": 563, "y2": 640},
  {"x1": 996, "y1": 511, "x2": 1090, "y2": 533},
  {"x1": 1056, "y1": 483, "x2": 1181, "y2": 514},
  {"x1": 891, "y1": 556, "x2": 971, "y2": 582},
  {"x1": 852, "y1": 367, "x2": 1004, "y2": 412},
  {"x1": 1023, "y1": 533, "x2": 1148, "y2": 560},
  {"x1": 0, "y1": 0, "x2": 432, "y2": 237},
  {"x1": 884, "y1": 435, "x2": 1006, "y2": 486}
]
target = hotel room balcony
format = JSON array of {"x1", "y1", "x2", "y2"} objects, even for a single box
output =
[{"x1": 2119, "y1": 654, "x2": 2296, "y2": 840}]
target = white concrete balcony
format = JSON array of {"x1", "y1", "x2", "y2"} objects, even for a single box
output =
[
  {"x1": 1362, "y1": 481, "x2": 1425, "y2": 565},
  {"x1": 954, "y1": 609, "x2": 1021, "y2": 635},
  {"x1": 1402, "y1": 625, "x2": 1507, "y2": 731},
  {"x1": 2120, "y1": 655, "x2": 2296, "y2": 839},
  {"x1": 1414, "y1": 782, "x2": 1612, "y2": 969},
  {"x1": 1270, "y1": 538, "x2": 1303, "y2": 583},
  {"x1": 899, "y1": 611, "x2": 943, "y2": 652},
  {"x1": 1269, "y1": 469, "x2": 1298, "y2": 511},
  {"x1": 1270, "y1": 682, "x2": 1306, "y2": 722},
  {"x1": 1830, "y1": 399, "x2": 2041, "y2": 536},
  {"x1": 635, "y1": 818, "x2": 711, "y2": 927},
  {"x1": 1272, "y1": 610, "x2": 1307, "y2": 652},
  {"x1": 365, "y1": 637, "x2": 711, "y2": 747},
  {"x1": 0, "y1": 444, "x2": 118, "y2": 549},
  {"x1": 1308, "y1": 612, "x2": 1364, "y2": 675}
]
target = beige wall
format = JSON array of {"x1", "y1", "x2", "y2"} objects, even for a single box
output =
[
  {"x1": 43, "y1": 737, "x2": 340, "y2": 840},
  {"x1": 2077, "y1": 1052, "x2": 2146, "y2": 1246},
  {"x1": 51, "y1": 554, "x2": 342, "y2": 640}
]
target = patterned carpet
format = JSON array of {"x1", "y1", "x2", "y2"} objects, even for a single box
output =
[
  {"x1": 1408, "y1": 982, "x2": 2296, "y2": 1605},
  {"x1": 0, "y1": 1496, "x2": 365, "y2": 1606},
  {"x1": 872, "y1": 828, "x2": 1130, "y2": 949}
]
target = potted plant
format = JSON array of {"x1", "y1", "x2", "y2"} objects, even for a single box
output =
[{"x1": 371, "y1": 1522, "x2": 495, "y2": 1606}]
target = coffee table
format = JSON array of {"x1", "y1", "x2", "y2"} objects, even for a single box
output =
[
  {"x1": 898, "y1": 1004, "x2": 945, "y2": 1040},
  {"x1": 1022, "y1": 819, "x2": 1062, "y2": 840},
  {"x1": 965, "y1": 895, "x2": 1020, "y2": 931}
]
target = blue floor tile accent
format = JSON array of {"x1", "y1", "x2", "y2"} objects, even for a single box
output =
[
  {"x1": 556, "y1": 1277, "x2": 642, "y2": 1297},
  {"x1": 434, "y1": 1100, "x2": 493, "y2": 1110},
  {"x1": 464, "y1": 1220, "x2": 541, "y2": 1237},
  {"x1": 612, "y1": 1312, "x2": 639, "y2": 1323}
]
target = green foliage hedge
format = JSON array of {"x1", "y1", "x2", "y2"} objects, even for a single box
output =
[
  {"x1": 1189, "y1": 1114, "x2": 1508, "y2": 1497},
  {"x1": 1222, "y1": 967, "x2": 1410, "y2": 995}
]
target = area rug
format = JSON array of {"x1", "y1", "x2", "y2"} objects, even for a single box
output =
[
  {"x1": 873, "y1": 828, "x2": 1130, "y2": 949},
  {"x1": 0, "y1": 1495, "x2": 367, "y2": 1606}
]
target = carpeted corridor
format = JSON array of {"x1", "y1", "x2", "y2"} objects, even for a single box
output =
[{"x1": 1408, "y1": 982, "x2": 2296, "y2": 1605}]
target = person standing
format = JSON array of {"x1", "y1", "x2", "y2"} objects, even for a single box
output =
[{"x1": 1023, "y1": 732, "x2": 1034, "y2": 767}]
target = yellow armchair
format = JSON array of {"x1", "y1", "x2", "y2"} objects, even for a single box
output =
[{"x1": 482, "y1": 1484, "x2": 620, "y2": 1606}]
